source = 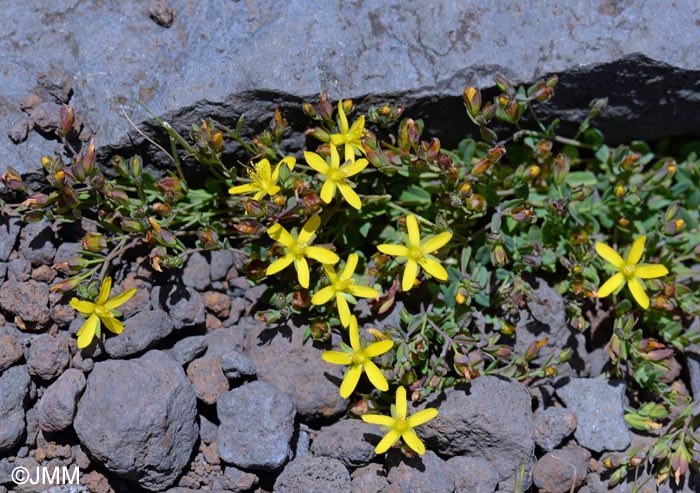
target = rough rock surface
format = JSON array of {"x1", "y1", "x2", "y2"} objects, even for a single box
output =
[
  {"x1": 0, "y1": 333, "x2": 24, "y2": 372},
  {"x1": 26, "y1": 334, "x2": 71, "y2": 380},
  {"x1": 418, "y1": 376, "x2": 534, "y2": 490},
  {"x1": 385, "y1": 449, "x2": 455, "y2": 493},
  {"x1": 0, "y1": 365, "x2": 31, "y2": 452},
  {"x1": 103, "y1": 309, "x2": 174, "y2": 358},
  {"x1": 556, "y1": 378, "x2": 630, "y2": 453},
  {"x1": 217, "y1": 380, "x2": 296, "y2": 471},
  {"x1": 170, "y1": 335, "x2": 208, "y2": 366},
  {"x1": 74, "y1": 351, "x2": 198, "y2": 491},
  {"x1": 3, "y1": 0, "x2": 700, "y2": 184},
  {"x1": 273, "y1": 455, "x2": 351, "y2": 493},
  {"x1": 533, "y1": 445, "x2": 590, "y2": 493},
  {"x1": 310, "y1": 419, "x2": 377, "y2": 468},
  {"x1": 533, "y1": 406, "x2": 577, "y2": 452},
  {"x1": 351, "y1": 463, "x2": 388, "y2": 493},
  {"x1": 37, "y1": 368, "x2": 86, "y2": 432},
  {"x1": 0, "y1": 278, "x2": 50, "y2": 329},
  {"x1": 445, "y1": 456, "x2": 498, "y2": 493},
  {"x1": 187, "y1": 356, "x2": 229, "y2": 405},
  {"x1": 151, "y1": 284, "x2": 206, "y2": 330}
]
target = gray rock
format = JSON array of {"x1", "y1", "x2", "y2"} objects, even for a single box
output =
[
  {"x1": 0, "y1": 365, "x2": 31, "y2": 452},
  {"x1": 170, "y1": 335, "x2": 207, "y2": 366},
  {"x1": 221, "y1": 349, "x2": 256, "y2": 382},
  {"x1": 515, "y1": 278, "x2": 585, "y2": 376},
  {"x1": 26, "y1": 333, "x2": 70, "y2": 380},
  {"x1": 0, "y1": 278, "x2": 50, "y2": 329},
  {"x1": 217, "y1": 380, "x2": 296, "y2": 471},
  {"x1": 53, "y1": 242, "x2": 82, "y2": 265},
  {"x1": 151, "y1": 284, "x2": 205, "y2": 329},
  {"x1": 74, "y1": 350, "x2": 198, "y2": 491},
  {"x1": 385, "y1": 449, "x2": 455, "y2": 493},
  {"x1": 0, "y1": 218, "x2": 20, "y2": 261},
  {"x1": 246, "y1": 320, "x2": 349, "y2": 421},
  {"x1": 205, "y1": 322, "x2": 249, "y2": 355},
  {"x1": 209, "y1": 250, "x2": 236, "y2": 281},
  {"x1": 418, "y1": 376, "x2": 534, "y2": 490},
  {"x1": 37, "y1": 369, "x2": 86, "y2": 432},
  {"x1": 533, "y1": 406, "x2": 577, "y2": 452},
  {"x1": 311, "y1": 419, "x2": 376, "y2": 468},
  {"x1": 104, "y1": 309, "x2": 175, "y2": 358},
  {"x1": 182, "y1": 252, "x2": 210, "y2": 291},
  {"x1": 187, "y1": 356, "x2": 229, "y2": 405},
  {"x1": 0, "y1": 333, "x2": 24, "y2": 372},
  {"x1": 199, "y1": 414, "x2": 218, "y2": 445},
  {"x1": 5, "y1": 0, "x2": 700, "y2": 184},
  {"x1": 556, "y1": 378, "x2": 630, "y2": 453},
  {"x1": 293, "y1": 429, "x2": 310, "y2": 458},
  {"x1": 445, "y1": 456, "x2": 498, "y2": 493},
  {"x1": 533, "y1": 445, "x2": 590, "y2": 493},
  {"x1": 274, "y1": 455, "x2": 351, "y2": 493},
  {"x1": 351, "y1": 463, "x2": 388, "y2": 493},
  {"x1": 223, "y1": 466, "x2": 259, "y2": 493},
  {"x1": 18, "y1": 219, "x2": 56, "y2": 267},
  {"x1": 8, "y1": 256, "x2": 31, "y2": 281}
]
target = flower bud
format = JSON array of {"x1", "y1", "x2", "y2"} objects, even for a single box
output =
[
  {"x1": 59, "y1": 104, "x2": 74, "y2": 136},
  {"x1": 527, "y1": 165, "x2": 540, "y2": 178},
  {"x1": 494, "y1": 75, "x2": 512, "y2": 94},
  {"x1": 480, "y1": 102, "x2": 497, "y2": 121},
  {"x1": 301, "y1": 191, "x2": 321, "y2": 214},
  {"x1": 463, "y1": 87, "x2": 482, "y2": 117},
  {"x1": 129, "y1": 155, "x2": 142, "y2": 178},
  {"x1": 614, "y1": 184, "x2": 625, "y2": 197},
  {"x1": 1, "y1": 167, "x2": 25, "y2": 191},
  {"x1": 455, "y1": 287, "x2": 468, "y2": 305},
  {"x1": 302, "y1": 101, "x2": 317, "y2": 118},
  {"x1": 198, "y1": 226, "x2": 219, "y2": 250},
  {"x1": 81, "y1": 233, "x2": 107, "y2": 252},
  {"x1": 471, "y1": 158, "x2": 492, "y2": 176},
  {"x1": 665, "y1": 218, "x2": 685, "y2": 235},
  {"x1": 552, "y1": 154, "x2": 570, "y2": 185},
  {"x1": 458, "y1": 182, "x2": 472, "y2": 195},
  {"x1": 304, "y1": 127, "x2": 330, "y2": 142},
  {"x1": 21, "y1": 193, "x2": 51, "y2": 209},
  {"x1": 292, "y1": 290, "x2": 311, "y2": 310},
  {"x1": 466, "y1": 193, "x2": 486, "y2": 212},
  {"x1": 157, "y1": 176, "x2": 185, "y2": 202},
  {"x1": 50, "y1": 276, "x2": 81, "y2": 293},
  {"x1": 310, "y1": 321, "x2": 330, "y2": 342},
  {"x1": 245, "y1": 199, "x2": 264, "y2": 217},
  {"x1": 273, "y1": 194, "x2": 286, "y2": 206}
]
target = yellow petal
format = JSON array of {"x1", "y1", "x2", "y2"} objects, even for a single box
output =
[
  {"x1": 305, "y1": 246, "x2": 340, "y2": 265},
  {"x1": 311, "y1": 286, "x2": 335, "y2": 305},
  {"x1": 627, "y1": 236, "x2": 647, "y2": 265},
  {"x1": 364, "y1": 340, "x2": 394, "y2": 358},
  {"x1": 329, "y1": 143, "x2": 341, "y2": 169},
  {"x1": 337, "y1": 182, "x2": 362, "y2": 210},
  {"x1": 348, "y1": 285, "x2": 378, "y2": 299},
  {"x1": 266, "y1": 253, "x2": 295, "y2": 275},
  {"x1": 395, "y1": 386, "x2": 407, "y2": 419},
  {"x1": 402, "y1": 259, "x2": 419, "y2": 292},
  {"x1": 77, "y1": 314, "x2": 99, "y2": 349},
  {"x1": 628, "y1": 277, "x2": 650, "y2": 309},
  {"x1": 421, "y1": 231, "x2": 452, "y2": 253},
  {"x1": 361, "y1": 414, "x2": 395, "y2": 427},
  {"x1": 375, "y1": 429, "x2": 401, "y2": 454},
  {"x1": 268, "y1": 223, "x2": 294, "y2": 247},
  {"x1": 340, "y1": 364, "x2": 363, "y2": 398},
  {"x1": 406, "y1": 215, "x2": 421, "y2": 247},
  {"x1": 363, "y1": 360, "x2": 389, "y2": 391},
  {"x1": 295, "y1": 257, "x2": 310, "y2": 289},
  {"x1": 340, "y1": 253, "x2": 359, "y2": 280},
  {"x1": 101, "y1": 315, "x2": 123, "y2": 335},
  {"x1": 280, "y1": 156, "x2": 296, "y2": 171},
  {"x1": 320, "y1": 180, "x2": 336, "y2": 204},
  {"x1": 253, "y1": 191, "x2": 266, "y2": 201},
  {"x1": 349, "y1": 315, "x2": 361, "y2": 351},
  {"x1": 343, "y1": 144, "x2": 355, "y2": 164},
  {"x1": 228, "y1": 183, "x2": 256, "y2": 195},
  {"x1": 597, "y1": 272, "x2": 625, "y2": 298},
  {"x1": 341, "y1": 158, "x2": 369, "y2": 177},
  {"x1": 304, "y1": 151, "x2": 330, "y2": 174},
  {"x1": 418, "y1": 257, "x2": 449, "y2": 281},
  {"x1": 337, "y1": 294, "x2": 352, "y2": 328},
  {"x1": 337, "y1": 102, "x2": 349, "y2": 133},
  {"x1": 97, "y1": 277, "x2": 112, "y2": 305},
  {"x1": 406, "y1": 408, "x2": 439, "y2": 428},
  {"x1": 255, "y1": 159, "x2": 271, "y2": 178},
  {"x1": 69, "y1": 298, "x2": 95, "y2": 315},
  {"x1": 298, "y1": 214, "x2": 321, "y2": 245},
  {"x1": 401, "y1": 429, "x2": 426, "y2": 455},
  {"x1": 634, "y1": 264, "x2": 669, "y2": 279},
  {"x1": 377, "y1": 244, "x2": 409, "y2": 257},
  {"x1": 322, "y1": 350, "x2": 353, "y2": 365},
  {"x1": 105, "y1": 288, "x2": 137, "y2": 310},
  {"x1": 595, "y1": 242, "x2": 625, "y2": 269}
]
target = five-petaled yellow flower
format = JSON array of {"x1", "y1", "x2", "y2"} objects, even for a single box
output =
[
  {"x1": 266, "y1": 214, "x2": 339, "y2": 289},
  {"x1": 330, "y1": 100, "x2": 366, "y2": 160},
  {"x1": 304, "y1": 143, "x2": 368, "y2": 210},
  {"x1": 69, "y1": 277, "x2": 136, "y2": 349},
  {"x1": 312, "y1": 253, "x2": 379, "y2": 327},
  {"x1": 377, "y1": 215, "x2": 452, "y2": 291},
  {"x1": 322, "y1": 315, "x2": 393, "y2": 398},
  {"x1": 595, "y1": 235, "x2": 669, "y2": 309},
  {"x1": 228, "y1": 156, "x2": 295, "y2": 201},
  {"x1": 362, "y1": 386, "x2": 438, "y2": 455}
]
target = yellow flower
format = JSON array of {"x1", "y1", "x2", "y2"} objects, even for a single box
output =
[
  {"x1": 595, "y1": 235, "x2": 669, "y2": 309},
  {"x1": 312, "y1": 253, "x2": 379, "y2": 327},
  {"x1": 69, "y1": 277, "x2": 136, "y2": 349},
  {"x1": 322, "y1": 315, "x2": 393, "y2": 398},
  {"x1": 304, "y1": 143, "x2": 368, "y2": 210},
  {"x1": 266, "y1": 214, "x2": 339, "y2": 289},
  {"x1": 377, "y1": 215, "x2": 452, "y2": 291},
  {"x1": 228, "y1": 156, "x2": 296, "y2": 201},
  {"x1": 330, "y1": 100, "x2": 366, "y2": 160},
  {"x1": 362, "y1": 386, "x2": 438, "y2": 455}
]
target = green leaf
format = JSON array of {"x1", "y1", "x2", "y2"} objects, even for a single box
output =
[
  {"x1": 397, "y1": 185, "x2": 431, "y2": 205},
  {"x1": 566, "y1": 171, "x2": 597, "y2": 187}
]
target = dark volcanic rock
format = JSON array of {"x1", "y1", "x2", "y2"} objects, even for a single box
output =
[
  {"x1": 418, "y1": 376, "x2": 534, "y2": 490},
  {"x1": 385, "y1": 449, "x2": 455, "y2": 493},
  {"x1": 351, "y1": 463, "x2": 389, "y2": 493},
  {"x1": 0, "y1": 217, "x2": 20, "y2": 261},
  {"x1": 445, "y1": 456, "x2": 498, "y2": 493},
  {"x1": 274, "y1": 455, "x2": 351, "y2": 493},
  {"x1": 18, "y1": 219, "x2": 56, "y2": 266},
  {"x1": 217, "y1": 380, "x2": 296, "y2": 471},
  {"x1": 74, "y1": 350, "x2": 198, "y2": 491},
  {"x1": 311, "y1": 419, "x2": 377, "y2": 468},
  {"x1": 533, "y1": 406, "x2": 577, "y2": 452},
  {"x1": 3, "y1": 0, "x2": 700, "y2": 187},
  {"x1": 152, "y1": 284, "x2": 206, "y2": 330},
  {"x1": 37, "y1": 368, "x2": 86, "y2": 432},
  {"x1": 170, "y1": 335, "x2": 207, "y2": 366},
  {"x1": 533, "y1": 445, "x2": 590, "y2": 493},
  {"x1": 0, "y1": 278, "x2": 50, "y2": 329},
  {"x1": 0, "y1": 333, "x2": 24, "y2": 372},
  {"x1": 26, "y1": 333, "x2": 71, "y2": 380},
  {"x1": 182, "y1": 252, "x2": 210, "y2": 291},
  {"x1": 0, "y1": 365, "x2": 31, "y2": 452},
  {"x1": 220, "y1": 349, "x2": 256, "y2": 383},
  {"x1": 103, "y1": 309, "x2": 175, "y2": 358},
  {"x1": 187, "y1": 356, "x2": 229, "y2": 405}
]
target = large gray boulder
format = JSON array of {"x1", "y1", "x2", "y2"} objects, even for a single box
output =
[
  {"x1": 0, "y1": 365, "x2": 31, "y2": 452},
  {"x1": 2, "y1": 0, "x2": 700, "y2": 186},
  {"x1": 74, "y1": 350, "x2": 198, "y2": 491}
]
